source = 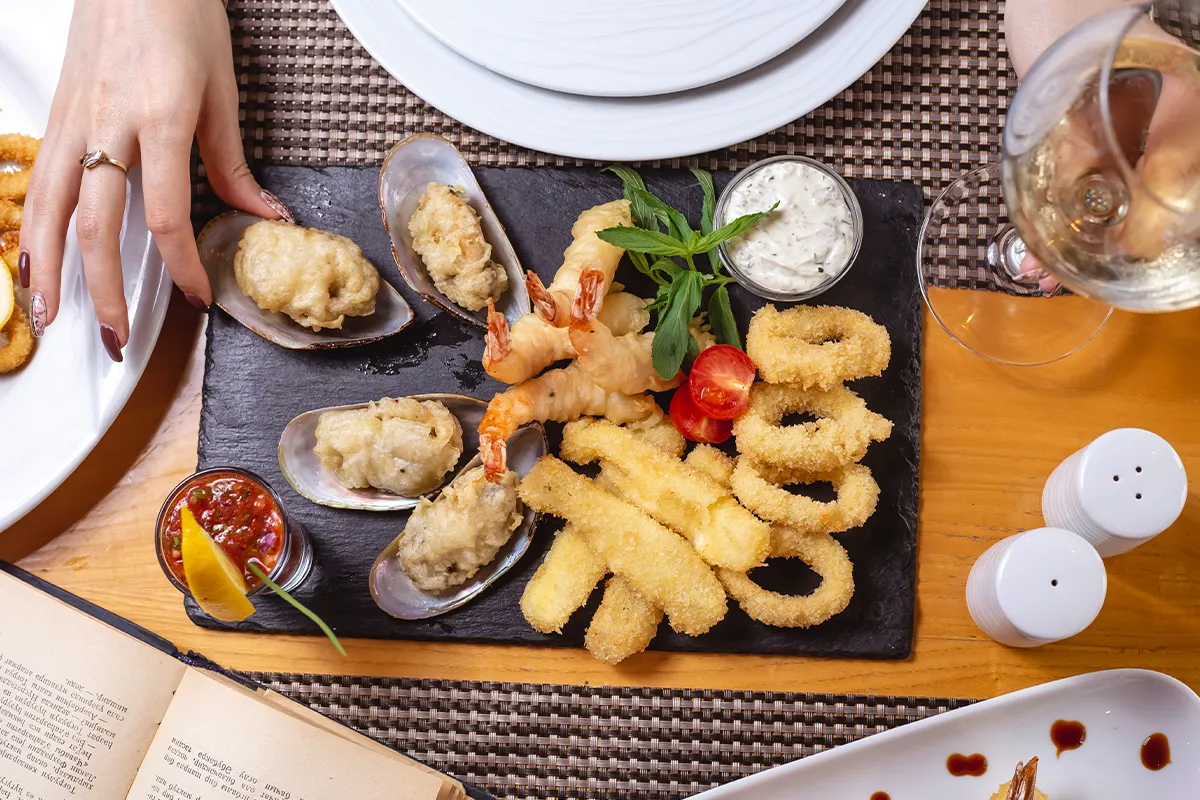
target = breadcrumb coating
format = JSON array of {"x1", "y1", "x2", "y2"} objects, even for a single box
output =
[{"x1": 746, "y1": 304, "x2": 891, "y2": 388}]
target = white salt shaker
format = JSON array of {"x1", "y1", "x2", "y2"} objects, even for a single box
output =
[
  {"x1": 966, "y1": 527, "x2": 1107, "y2": 648},
  {"x1": 1042, "y1": 428, "x2": 1187, "y2": 558}
]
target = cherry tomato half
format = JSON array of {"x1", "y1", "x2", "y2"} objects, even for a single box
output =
[
  {"x1": 688, "y1": 345, "x2": 756, "y2": 420},
  {"x1": 670, "y1": 385, "x2": 733, "y2": 444}
]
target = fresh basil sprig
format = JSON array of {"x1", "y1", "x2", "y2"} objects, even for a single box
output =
[{"x1": 597, "y1": 166, "x2": 777, "y2": 379}]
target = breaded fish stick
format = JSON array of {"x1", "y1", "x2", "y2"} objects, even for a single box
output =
[
  {"x1": 518, "y1": 456, "x2": 727, "y2": 636},
  {"x1": 585, "y1": 576, "x2": 663, "y2": 664},
  {"x1": 520, "y1": 524, "x2": 607, "y2": 634},
  {"x1": 561, "y1": 419, "x2": 770, "y2": 572},
  {"x1": 684, "y1": 445, "x2": 736, "y2": 486},
  {"x1": 0, "y1": 167, "x2": 31, "y2": 201},
  {"x1": 0, "y1": 200, "x2": 21, "y2": 231},
  {"x1": 0, "y1": 134, "x2": 40, "y2": 164}
]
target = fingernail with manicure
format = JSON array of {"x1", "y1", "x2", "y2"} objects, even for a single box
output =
[
  {"x1": 260, "y1": 190, "x2": 294, "y2": 223},
  {"x1": 17, "y1": 251, "x2": 29, "y2": 289},
  {"x1": 100, "y1": 323, "x2": 124, "y2": 363},
  {"x1": 30, "y1": 292, "x2": 46, "y2": 338},
  {"x1": 184, "y1": 292, "x2": 209, "y2": 310}
]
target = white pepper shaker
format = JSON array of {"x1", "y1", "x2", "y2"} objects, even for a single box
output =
[
  {"x1": 1042, "y1": 428, "x2": 1187, "y2": 558},
  {"x1": 966, "y1": 527, "x2": 1107, "y2": 648}
]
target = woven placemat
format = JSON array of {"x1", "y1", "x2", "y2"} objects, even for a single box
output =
[
  {"x1": 225, "y1": 0, "x2": 1011, "y2": 188},
  {"x1": 248, "y1": 672, "x2": 973, "y2": 800}
]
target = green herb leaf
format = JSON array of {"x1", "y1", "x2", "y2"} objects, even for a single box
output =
[
  {"x1": 707, "y1": 284, "x2": 741, "y2": 349},
  {"x1": 596, "y1": 226, "x2": 690, "y2": 257},
  {"x1": 684, "y1": 332, "x2": 701, "y2": 370},
  {"x1": 652, "y1": 271, "x2": 703, "y2": 379},
  {"x1": 626, "y1": 250, "x2": 668, "y2": 285},
  {"x1": 690, "y1": 168, "x2": 721, "y2": 271},
  {"x1": 248, "y1": 562, "x2": 346, "y2": 656},
  {"x1": 603, "y1": 165, "x2": 657, "y2": 229},
  {"x1": 648, "y1": 257, "x2": 683, "y2": 283},
  {"x1": 631, "y1": 188, "x2": 693, "y2": 243},
  {"x1": 692, "y1": 203, "x2": 780, "y2": 254}
]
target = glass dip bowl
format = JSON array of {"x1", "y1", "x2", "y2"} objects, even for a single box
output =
[
  {"x1": 715, "y1": 155, "x2": 863, "y2": 302},
  {"x1": 156, "y1": 466, "x2": 314, "y2": 599}
]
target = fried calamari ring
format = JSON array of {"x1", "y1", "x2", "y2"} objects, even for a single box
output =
[
  {"x1": 732, "y1": 383, "x2": 892, "y2": 474},
  {"x1": 0, "y1": 133, "x2": 40, "y2": 165},
  {"x1": 0, "y1": 200, "x2": 21, "y2": 232},
  {"x1": 731, "y1": 460, "x2": 879, "y2": 533},
  {"x1": 0, "y1": 306, "x2": 33, "y2": 374},
  {"x1": 717, "y1": 530, "x2": 854, "y2": 628},
  {"x1": 746, "y1": 304, "x2": 891, "y2": 388},
  {"x1": 0, "y1": 167, "x2": 31, "y2": 201}
]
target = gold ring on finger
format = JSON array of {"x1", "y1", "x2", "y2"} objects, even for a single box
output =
[{"x1": 79, "y1": 149, "x2": 130, "y2": 175}]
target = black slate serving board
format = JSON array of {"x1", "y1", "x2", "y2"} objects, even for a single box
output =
[{"x1": 192, "y1": 165, "x2": 922, "y2": 659}]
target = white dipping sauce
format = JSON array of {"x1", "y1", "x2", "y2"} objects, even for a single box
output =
[{"x1": 722, "y1": 160, "x2": 856, "y2": 294}]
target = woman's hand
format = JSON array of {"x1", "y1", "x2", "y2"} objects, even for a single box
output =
[{"x1": 19, "y1": 0, "x2": 290, "y2": 361}]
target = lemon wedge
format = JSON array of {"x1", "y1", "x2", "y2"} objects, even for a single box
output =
[
  {"x1": 0, "y1": 265, "x2": 13, "y2": 329},
  {"x1": 180, "y1": 504, "x2": 256, "y2": 622}
]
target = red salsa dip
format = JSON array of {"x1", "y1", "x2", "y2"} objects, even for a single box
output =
[{"x1": 160, "y1": 471, "x2": 285, "y2": 591}]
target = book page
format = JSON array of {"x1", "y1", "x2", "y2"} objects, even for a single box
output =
[
  {"x1": 0, "y1": 571, "x2": 186, "y2": 800},
  {"x1": 124, "y1": 671, "x2": 447, "y2": 800}
]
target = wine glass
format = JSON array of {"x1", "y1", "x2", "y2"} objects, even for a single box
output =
[{"x1": 919, "y1": 0, "x2": 1200, "y2": 366}]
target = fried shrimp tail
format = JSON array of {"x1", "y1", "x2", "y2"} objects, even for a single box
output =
[
  {"x1": 569, "y1": 267, "x2": 681, "y2": 394},
  {"x1": 484, "y1": 289, "x2": 651, "y2": 385},
  {"x1": 539, "y1": 199, "x2": 631, "y2": 326},
  {"x1": 478, "y1": 361, "x2": 663, "y2": 480},
  {"x1": 518, "y1": 456, "x2": 727, "y2": 636}
]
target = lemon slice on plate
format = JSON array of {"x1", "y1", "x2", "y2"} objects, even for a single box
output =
[
  {"x1": 0, "y1": 265, "x2": 13, "y2": 329},
  {"x1": 180, "y1": 504, "x2": 256, "y2": 622}
]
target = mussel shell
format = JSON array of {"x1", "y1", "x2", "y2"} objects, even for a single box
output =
[
  {"x1": 197, "y1": 210, "x2": 414, "y2": 349},
  {"x1": 368, "y1": 423, "x2": 547, "y2": 620},
  {"x1": 277, "y1": 393, "x2": 486, "y2": 512},
  {"x1": 378, "y1": 134, "x2": 530, "y2": 329}
]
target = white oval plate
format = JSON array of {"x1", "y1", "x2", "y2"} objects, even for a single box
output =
[
  {"x1": 697, "y1": 670, "x2": 1200, "y2": 799},
  {"x1": 0, "y1": 0, "x2": 170, "y2": 534},
  {"x1": 330, "y1": 0, "x2": 926, "y2": 161},
  {"x1": 397, "y1": 0, "x2": 847, "y2": 98}
]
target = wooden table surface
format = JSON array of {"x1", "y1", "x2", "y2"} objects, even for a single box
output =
[{"x1": 7, "y1": 292, "x2": 1200, "y2": 700}]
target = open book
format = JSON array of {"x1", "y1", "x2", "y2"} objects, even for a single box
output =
[{"x1": 0, "y1": 567, "x2": 475, "y2": 800}]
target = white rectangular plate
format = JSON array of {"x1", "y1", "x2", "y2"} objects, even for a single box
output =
[{"x1": 697, "y1": 670, "x2": 1199, "y2": 799}]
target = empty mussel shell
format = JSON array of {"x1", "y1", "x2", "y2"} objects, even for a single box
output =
[
  {"x1": 368, "y1": 423, "x2": 547, "y2": 620},
  {"x1": 277, "y1": 393, "x2": 487, "y2": 512},
  {"x1": 378, "y1": 134, "x2": 530, "y2": 329},
  {"x1": 197, "y1": 210, "x2": 414, "y2": 349}
]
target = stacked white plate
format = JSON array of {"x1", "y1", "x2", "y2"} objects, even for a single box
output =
[{"x1": 330, "y1": 0, "x2": 928, "y2": 160}]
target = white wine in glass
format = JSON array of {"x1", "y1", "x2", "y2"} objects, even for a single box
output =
[{"x1": 920, "y1": 1, "x2": 1200, "y2": 365}]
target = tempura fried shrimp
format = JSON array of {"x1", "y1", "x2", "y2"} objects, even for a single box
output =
[
  {"x1": 483, "y1": 289, "x2": 650, "y2": 384},
  {"x1": 562, "y1": 419, "x2": 770, "y2": 572},
  {"x1": 478, "y1": 361, "x2": 663, "y2": 480},
  {"x1": 746, "y1": 304, "x2": 891, "y2": 388},
  {"x1": 0, "y1": 200, "x2": 22, "y2": 231},
  {"x1": 520, "y1": 524, "x2": 607, "y2": 634},
  {"x1": 683, "y1": 445, "x2": 736, "y2": 486},
  {"x1": 717, "y1": 531, "x2": 854, "y2": 628},
  {"x1": 0, "y1": 306, "x2": 33, "y2": 374},
  {"x1": 585, "y1": 576, "x2": 663, "y2": 664},
  {"x1": 532, "y1": 199, "x2": 631, "y2": 326},
  {"x1": 569, "y1": 267, "x2": 681, "y2": 394},
  {"x1": 0, "y1": 167, "x2": 30, "y2": 201},
  {"x1": 731, "y1": 460, "x2": 879, "y2": 533},
  {"x1": 518, "y1": 456, "x2": 727, "y2": 636},
  {"x1": 733, "y1": 383, "x2": 892, "y2": 474},
  {"x1": 1, "y1": 231, "x2": 19, "y2": 278}
]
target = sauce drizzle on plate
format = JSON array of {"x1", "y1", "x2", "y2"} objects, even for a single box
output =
[
  {"x1": 870, "y1": 793, "x2": 890, "y2": 800},
  {"x1": 1050, "y1": 719, "x2": 1086, "y2": 757},
  {"x1": 1141, "y1": 733, "x2": 1170, "y2": 770},
  {"x1": 946, "y1": 753, "x2": 988, "y2": 776}
]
